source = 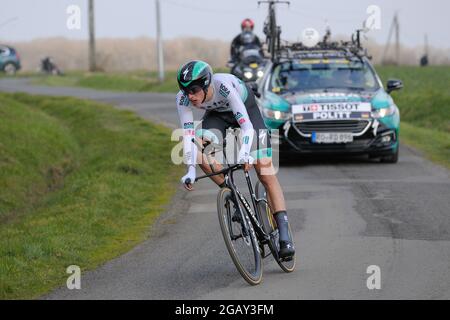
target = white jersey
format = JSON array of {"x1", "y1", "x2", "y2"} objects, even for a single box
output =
[{"x1": 176, "y1": 73, "x2": 254, "y2": 167}]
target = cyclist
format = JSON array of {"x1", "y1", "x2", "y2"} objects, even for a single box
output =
[
  {"x1": 230, "y1": 18, "x2": 263, "y2": 64},
  {"x1": 176, "y1": 60, "x2": 295, "y2": 260}
]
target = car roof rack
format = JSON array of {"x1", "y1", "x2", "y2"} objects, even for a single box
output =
[{"x1": 275, "y1": 29, "x2": 372, "y2": 63}]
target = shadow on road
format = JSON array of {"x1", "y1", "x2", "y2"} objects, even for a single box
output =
[{"x1": 276, "y1": 153, "x2": 384, "y2": 167}]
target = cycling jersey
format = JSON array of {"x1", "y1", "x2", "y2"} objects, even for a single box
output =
[{"x1": 177, "y1": 73, "x2": 257, "y2": 167}]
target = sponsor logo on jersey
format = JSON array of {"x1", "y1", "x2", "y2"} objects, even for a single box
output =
[
  {"x1": 219, "y1": 83, "x2": 230, "y2": 98},
  {"x1": 235, "y1": 112, "x2": 243, "y2": 120},
  {"x1": 179, "y1": 95, "x2": 190, "y2": 106},
  {"x1": 238, "y1": 118, "x2": 246, "y2": 124},
  {"x1": 184, "y1": 122, "x2": 194, "y2": 129}
]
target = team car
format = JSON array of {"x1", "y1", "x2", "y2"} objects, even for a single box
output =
[{"x1": 254, "y1": 35, "x2": 403, "y2": 163}]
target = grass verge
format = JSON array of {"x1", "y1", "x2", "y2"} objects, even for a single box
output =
[
  {"x1": 400, "y1": 122, "x2": 450, "y2": 169},
  {"x1": 30, "y1": 69, "x2": 228, "y2": 93},
  {"x1": 0, "y1": 92, "x2": 183, "y2": 299},
  {"x1": 376, "y1": 66, "x2": 450, "y2": 168}
]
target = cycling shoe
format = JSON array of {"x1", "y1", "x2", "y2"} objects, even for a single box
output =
[{"x1": 279, "y1": 240, "x2": 295, "y2": 261}]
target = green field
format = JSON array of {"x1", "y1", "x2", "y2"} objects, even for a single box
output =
[
  {"x1": 376, "y1": 66, "x2": 450, "y2": 168},
  {"x1": 0, "y1": 93, "x2": 183, "y2": 299}
]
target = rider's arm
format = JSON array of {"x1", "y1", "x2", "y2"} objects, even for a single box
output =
[
  {"x1": 255, "y1": 36, "x2": 264, "y2": 56},
  {"x1": 230, "y1": 35, "x2": 240, "y2": 61},
  {"x1": 255, "y1": 35, "x2": 262, "y2": 47},
  {"x1": 226, "y1": 84, "x2": 255, "y2": 163},
  {"x1": 176, "y1": 93, "x2": 197, "y2": 171}
]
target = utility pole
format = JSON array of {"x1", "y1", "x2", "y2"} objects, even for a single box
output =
[
  {"x1": 394, "y1": 13, "x2": 400, "y2": 65},
  {"x1": 382, "y1": 12, "x2": 400, "y2": 65},
  {"x1": 155, "y1": 0, "x2": 164, "y2": 82},
  {"x1": 88, "y1": 0, "x2": 96, "y2": 72}
]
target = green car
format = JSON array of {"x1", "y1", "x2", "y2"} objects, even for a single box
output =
[{"x1": 255, "y1": 46, "x2": 403, "y2": 163}]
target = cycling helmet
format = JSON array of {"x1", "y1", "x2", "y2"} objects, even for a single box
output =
[
  {"x1": 177, "y1": 60, "x2": 213, "y2": 103},
  {"x1": 241, "y1": 18, "x2": 254, "y2": 31}
]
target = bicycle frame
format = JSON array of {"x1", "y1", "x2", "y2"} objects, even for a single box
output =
[
  {"x1": 258, "y1": 0, "x2": 290, "y2": 61},
  {"x1": 191, "y1": 137, "x2": 272, "y2": 246},
  {"x1": 224, "y1": 167, "x2": 271, "y2": 245}
]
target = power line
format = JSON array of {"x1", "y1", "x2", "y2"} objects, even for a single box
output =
[
  {"x1": 278, "y1": 7, "x2": 364, "y2": 24},
  {"x1": 0, "y1": 17, "x2": 19, "y2": 30},
  {"x1": 164, "y1": 0, "x2": 259, "y2": 15}
]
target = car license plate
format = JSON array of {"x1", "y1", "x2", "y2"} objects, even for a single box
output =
[{"x1": 311, "y1": 132, "x2": 353, "y2": 144}]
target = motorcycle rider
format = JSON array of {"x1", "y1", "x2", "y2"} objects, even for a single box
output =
[{"x1": 230, "y1": 18, "x2": 263, "y2": 64}]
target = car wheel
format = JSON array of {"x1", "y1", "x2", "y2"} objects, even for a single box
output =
[
  {"x1": 380, "y1": 145, "x2": 399, "y2": 163},
  {"x1": 4, "y1": 63, "x2": 17, "y2": 75}
]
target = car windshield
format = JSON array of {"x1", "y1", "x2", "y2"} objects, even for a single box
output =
[{"x1": 270, "y1": 58, "x2": 380, "y2": 93}]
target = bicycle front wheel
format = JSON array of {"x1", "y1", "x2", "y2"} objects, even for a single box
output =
[{"x1": 217, "y1": 187, "x2": 262, "y2": 285}]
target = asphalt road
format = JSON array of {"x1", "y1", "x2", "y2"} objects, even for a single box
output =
[{"x1": 1, "y1": 78, "x2": 450, "y2": 299}]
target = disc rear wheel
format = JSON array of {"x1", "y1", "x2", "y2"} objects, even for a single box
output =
[{"x1": 255, "y1": 181, "x2": 296, "y2": 273}]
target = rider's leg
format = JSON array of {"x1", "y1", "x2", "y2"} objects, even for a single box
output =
[
  {"x1": 195, "y1": 138, "x2": 225, "y2": 187},
  {"x1": 254, "y1": 157, "x2": 295, "y2": 259},
  {"x1": 196, "y1": 111, "x2": 229, "y2": 188},
  {"x1": 253, "y1": 157, "x2": 286, "y2": 212}
]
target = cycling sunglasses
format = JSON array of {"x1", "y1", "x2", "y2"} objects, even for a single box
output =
[{"x1": 182, "y1": 85, "x2": 203, "y2": 95}]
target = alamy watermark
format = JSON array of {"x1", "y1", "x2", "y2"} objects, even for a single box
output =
[
  {"x1": 66, "y1": 5, "x2": 81, "y2": 30},
  {"x1": 366, "y1": 265, "x2": 381, "y2": 290},
  {"x1": 364, "y1": 5, "x2": 381, "y2": 31},
  {"x1": 171, "y1": 124, "x2": 280, "y2": 175},
  {"x1": 66, "y1": 265, "x2": 81, "y2": 290}
]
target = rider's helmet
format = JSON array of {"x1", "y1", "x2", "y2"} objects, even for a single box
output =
[
  {"x1": 241, "y1": 18, "x2": 254, "y2": 31},
  {"x1": 177, "y1": 60, "x2": 213, "y2": 103}
]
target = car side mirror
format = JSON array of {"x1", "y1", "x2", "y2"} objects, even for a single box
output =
[
  {"x1": 387, "y1": 79, "x2": 403, "y2": 94},
  {"x1": 248, "y1": 82, "x2": 261, "y2": 98}
]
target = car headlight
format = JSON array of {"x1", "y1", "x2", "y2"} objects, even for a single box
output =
[
  {"x1": 371, "y1": 105, "x2": 396, "y2": 118},
  {"x1": 244, "y1": 71, "x2": 253, "y2": 79},
  {"x1": 257, "y1": 70, "x2": 264, "y2": 78},
  {"x1": 263, "y1": 108, "x2": 291, "y2": 120}
]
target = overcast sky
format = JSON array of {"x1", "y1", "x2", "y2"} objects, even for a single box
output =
[{"x1": 1, "y1": 0, "x2": 449, "y2": 48}]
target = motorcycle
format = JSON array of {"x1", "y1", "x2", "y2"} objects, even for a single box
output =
[{"x1": 228, "y1": 44, "x2": 267, "y2": 83}]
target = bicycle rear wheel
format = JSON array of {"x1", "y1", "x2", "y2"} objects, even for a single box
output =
[
  {"x1": 217, "y1": 187, "x2": 262, "y2": 285},
  {"x1": 255, "y1": 181, "x2": 295, "y2": 273}
]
